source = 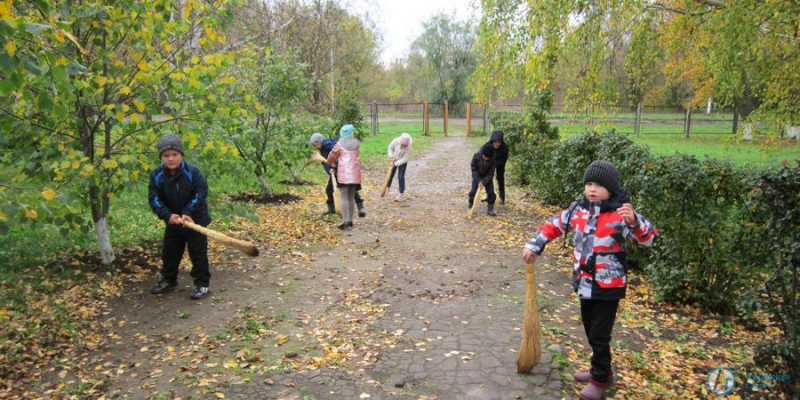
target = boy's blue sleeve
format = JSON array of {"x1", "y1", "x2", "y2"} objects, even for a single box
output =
[
  {"x1": 148, "y1": 171, "x2": 171, "y2": 221},
  {"x1": 181, "y1": 168, "x2": 209, "y2": 216}
]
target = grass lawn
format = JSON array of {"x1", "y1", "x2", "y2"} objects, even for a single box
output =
[{"x1": 553, "y1": 122, "x2": 799, "y2": 167}]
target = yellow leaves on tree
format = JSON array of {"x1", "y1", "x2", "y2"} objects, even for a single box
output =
[
  {"x1": 24, "y1": 208, "x2": 37, "y2": 219},
  {"x1": 41, "y1": 189, "x2": 57, "y2": 201},
  {"x1": 101, "y1": 159, "x2": 118, "y2": 169},
  {"x1": 0, "y1": 1, "x2": 13, "y2": 18},
  {"x1": 133, "y1": 99, "x2": 145, "y2": 113},
  {"x1": 4, "y1": 40, "x2": 15, "y2": 56}
]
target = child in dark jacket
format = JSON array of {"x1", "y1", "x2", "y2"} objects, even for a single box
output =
[
  {"x1": 485, "y1": 129, "x2": 509, "y2": 203},
  {"x1": 309, "y1": 133, "x2": 366, "y2": 217},
  {"x1": 521, "y1": 161, "x2": 658, "y2": 400},
  {"x1": 148, "y1": 133, "x2": 213, "y2": 300},
  {"x1": 468, "y1": 145, "x2": 497, "y2": 216}
]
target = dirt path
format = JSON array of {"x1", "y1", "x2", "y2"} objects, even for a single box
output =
[{"x1": 40, "y1": 137, "x2": 580, "y2": 400}]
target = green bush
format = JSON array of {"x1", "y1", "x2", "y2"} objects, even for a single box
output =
[
  {"x1": 520, "y1": 129, "x2": 651, "y2": 206},
  {"x1": 488, "y1": 110, "x2": 558, "y2": 187},
  {"x1": 746, "y1": 162, "x2": 799, "y2": 397},
  {"x1": 636, "y1": 155, "x2": 757, "y2": 314}
]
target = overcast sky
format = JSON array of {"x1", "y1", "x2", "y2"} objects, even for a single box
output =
[{"x1": 353, "y1": 0, "x2": 479, "y2": 65}]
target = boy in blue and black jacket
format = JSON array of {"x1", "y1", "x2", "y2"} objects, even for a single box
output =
[{"x1": 148, "y1": 133, "x2": 212, "y2": 300}]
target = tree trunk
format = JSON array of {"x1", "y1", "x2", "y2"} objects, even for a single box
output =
[
  {"x1": 90, "y1": 184, "x2": 115, "y2": 265},
  {"x1": 732, "y1": 107, "x2": 739, "y2": 135},
  {"x1": 94, "y1": 216, "x2": 115, "y2": 265},
  {"x1": 634, "y1": 101, "x2": 643, "y2": 138},
  {"x1": 257, "y1": 174, "x2": 272, "y2": 197},
  {"x1": 684, "y1": 108, "x2": 692, "y2": 139}
]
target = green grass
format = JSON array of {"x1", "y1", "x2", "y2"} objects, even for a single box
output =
[
  {"x1": 360, "y1": 122, "x2": 441, "y2": 165},
  {"x1": 552, "y1": 122, "x2": 799, "y2": 167}
]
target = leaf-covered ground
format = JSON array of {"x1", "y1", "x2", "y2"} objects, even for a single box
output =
[{"x1": 1, "y1": 134, "x2": 789, "y2": 399}]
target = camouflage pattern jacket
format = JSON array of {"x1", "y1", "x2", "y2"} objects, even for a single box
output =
[{"x1": 525, "y1": 192, "x2": 658, "y2": 300}]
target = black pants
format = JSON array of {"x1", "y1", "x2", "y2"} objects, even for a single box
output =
[
  {"x1": 496, "y1": 164, "x2": 505, "y2": 202},
  {"x1": 326, "y1": 175, "x2": 363, "y2": 206},
  {"x1": 468, "y1": 178, "x2": 495, "y2": 206},
  {"x1": 580, "y1": 299, "x2": 620, "y2": 383},
  {"x1": 162, "y1": 224, "x2": 210, "y2": 287},
  {"x1": 387, "y1": 163, "x2": 407, "y2": 193}
]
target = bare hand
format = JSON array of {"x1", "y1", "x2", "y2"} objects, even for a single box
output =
[
  {"x1": 182, "y1": 215, "x2": 194, "y2": 224},
  {"x1": 168, "y1": 214, "x2": 182, "y2": 225},
  {"x1": 616, "y1": 203, "x2": 636, "y2": 225},
  {"x1": 522, "y1": 248, "x2": 538, "y2": 263}
]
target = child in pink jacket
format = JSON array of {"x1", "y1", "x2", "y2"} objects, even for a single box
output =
[{"x1": 326, "y1": 124, "x2": 362, "y2": 230}]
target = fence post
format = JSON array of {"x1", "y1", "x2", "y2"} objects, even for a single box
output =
[
  {"x1": 443, "y1": 99, "x2": 449, "y2": 137},
  {"x1": 372, "y1": 101, "x2": 378, "y2": 136},
  {"x1": 465, "y1": 103, "x2": 472, "y2": 136},
  {"x1": 684, "y1": 107, "x2": 692, "y2": 139},
  {"x1": 634, "y1": 101, "x2": 643, "y2": 138},
  {"x1": 423, "y1": 100, "x2": 429, "y2": 136},
  {"x1": 483, "y1": 103, "x2": 489, "y2": 135}
]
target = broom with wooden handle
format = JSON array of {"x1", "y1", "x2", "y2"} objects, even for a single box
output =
[
  {"x1": 380, "y1": 158, "x2": 395, "y2": 198},
  {"x1": 330, "y1": 170, "x2": 342, "y2": 216},
  {"x1": 466, "y1": 183, "x2": 483, "y2": 218},
  {"x1": 181, "y1": 219, "x2": 259, "y2": 257},
  {"x1": 303, "y1": 150, "x2": 327, "y2": 167},
  {"x1": 517, "y1": 258, "x2": 542, "y2": 373}
]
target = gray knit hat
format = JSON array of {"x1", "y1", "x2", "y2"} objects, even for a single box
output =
[
  {"x1": 309, "y1": 132, "x2": 324, "y2": 146},
  {"x1": 583, "y1": 160, "x2": 621, "y2": 194},
  {"x1": 156, "y1": 133, "x2": 184, "y2": 156}
]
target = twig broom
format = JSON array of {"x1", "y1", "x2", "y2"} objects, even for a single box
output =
[
  {"x1": 182, "y1": 220, "x2": 259, "y2": 257},
  {"x1": 330, "y1": 170, "x2": 342, "y2": 216},
  {"x1": 517, "y1": 258, "x2": 542, "y2": 373},
  {"x1": 466, "y1": 183, "x2": 483, "y2": 218},
  {"x1": 380, "y1": 161, "x2": 395, "y2": 198}
]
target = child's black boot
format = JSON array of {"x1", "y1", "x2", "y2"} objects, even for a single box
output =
[
  {"x1": 322, "y1": 203, "x2": 336, "y2": 216},
  {"x1": 150, "y1": 278, "x2": 177, "y2": 294}
]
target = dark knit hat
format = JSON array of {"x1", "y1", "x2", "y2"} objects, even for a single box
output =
[
  {"x1": 480, "y1": 144, "x2": 495, "y2": 158},
  {"x1": 157, "y1": 133, "x2": 184, "y2": 156},
  {"x1": 583, "y1": 160, "x2": 621, "y2": 194}
]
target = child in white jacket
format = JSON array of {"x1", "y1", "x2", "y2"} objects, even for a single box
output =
[{"x1": 387, "y1": 133, "x2": 412, "y2": 202}]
